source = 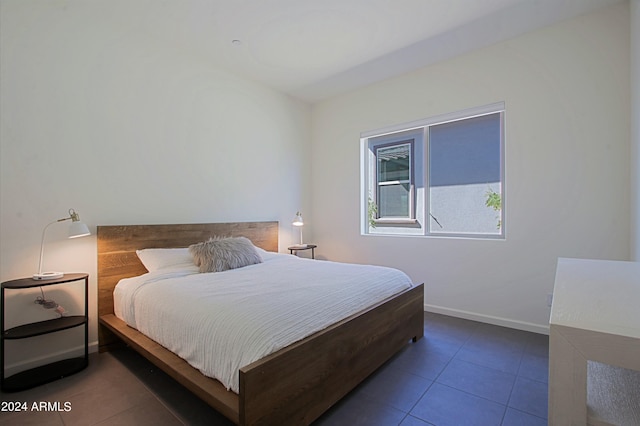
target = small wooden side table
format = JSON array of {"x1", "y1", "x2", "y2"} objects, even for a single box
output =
[{"x1": 288, "y1": 244, "x2": 317, "y2": 259}]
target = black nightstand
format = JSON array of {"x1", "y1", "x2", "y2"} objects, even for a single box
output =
[
  {"x1": 1, "y1": 273, "x2": 89, "y2": 392},
  {"x1": 288, "y1": 245, "x2": 317, "y2": 259}
]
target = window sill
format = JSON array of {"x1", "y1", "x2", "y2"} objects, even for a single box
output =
[{"x1": 373, "y1": 218, "x2": 418, "y2": 225}]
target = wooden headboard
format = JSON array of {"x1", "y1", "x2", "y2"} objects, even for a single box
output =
[{"x1": 97, "y1": 221, "x2": 278, "y2": 349}]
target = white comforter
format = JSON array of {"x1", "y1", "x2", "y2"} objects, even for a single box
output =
[{"x1": 114, "y1": 251, "x2": 413, "y2": 393}]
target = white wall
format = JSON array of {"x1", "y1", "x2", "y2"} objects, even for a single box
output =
[
  {"x1": 632, "y1": 0, "x2": 640, "y2": 261},
  {"x1": 0, "y1": 1, "x2": 311, "y2": 372},
  {"x1": 311, "y1": 2, "x2": 631, "y2": 333}
]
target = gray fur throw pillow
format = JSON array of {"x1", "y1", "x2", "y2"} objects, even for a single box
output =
[{"x1": 189, "y1": 236, "x2": 262, "y2": 273}]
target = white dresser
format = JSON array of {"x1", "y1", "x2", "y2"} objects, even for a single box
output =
[{"x1": 549, "y1": 258, "x2": 640, "y2": 425}]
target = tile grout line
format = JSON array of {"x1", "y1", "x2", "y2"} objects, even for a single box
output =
[{"x1": 403, "y1": 319, "x2": 482, "y2": 423}]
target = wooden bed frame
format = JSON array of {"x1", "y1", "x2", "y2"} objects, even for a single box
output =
[{"x1": 97, "y1": 222, "x2": 424, "y2": 425}]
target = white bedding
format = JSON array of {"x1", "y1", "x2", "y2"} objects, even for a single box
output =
[{"x1": 114, "y1": 251, "x2": 413, "y2": 393}]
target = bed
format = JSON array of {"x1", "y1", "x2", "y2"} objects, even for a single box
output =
[{"x1": 97, "y1": 222, "x2": 424, "y2": 425}]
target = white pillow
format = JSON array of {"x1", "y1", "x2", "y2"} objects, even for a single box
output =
[
  {"x1": 253, "y1": 246, "x2": 279, "y2": 261},
  {"x1": 136, "y1": 248, "x2": 194, "y2": 272}
]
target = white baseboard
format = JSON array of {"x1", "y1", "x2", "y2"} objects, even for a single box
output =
[
  {"x1": 424, "y1": 304, "x2": 550, "y2": 335},
  {"x1": 4, "y1": 340, "x2": 100, "y2": 377}
]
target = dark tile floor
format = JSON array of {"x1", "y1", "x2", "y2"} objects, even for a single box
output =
[{"x1": 1, "y1": 312, "x2": 549, "y2": 425}]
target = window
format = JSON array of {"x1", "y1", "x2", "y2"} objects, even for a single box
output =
[
  {"x1": 375, "y1": 140, "x2": 414, "y2": 220},
  {"x1": 365, "y1": 129, "x2": 423, "y2": 228},
  {"x1": 361, "y1": 103, "x2": 504, "y2": 238}
]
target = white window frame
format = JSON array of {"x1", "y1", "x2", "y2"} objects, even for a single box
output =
[{"x1": 361, "y1": 102, "x2": 505, "y2": 239}]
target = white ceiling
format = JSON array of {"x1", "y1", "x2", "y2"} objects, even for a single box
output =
[{"x1": 102, "y1": 0, "x2": 622, "y2": 103}]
